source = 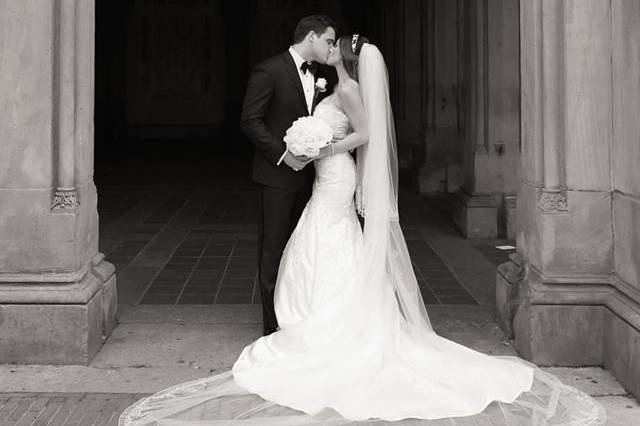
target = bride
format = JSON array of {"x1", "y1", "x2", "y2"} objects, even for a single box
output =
[{"x1": 120, "y1": 35, "x2": 606, "y2": 425}]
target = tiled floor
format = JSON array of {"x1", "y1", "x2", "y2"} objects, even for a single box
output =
[
  {"x1": 140, "y1": 230, "x2": 257, "y2": 305},
  {"x1": 97, "y1": 141, "x2": 496, "y2": 307}
]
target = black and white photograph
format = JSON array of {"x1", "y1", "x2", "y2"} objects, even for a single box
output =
[{"x1": 0, "y1": 0, "x2": 638, "y2": 424}]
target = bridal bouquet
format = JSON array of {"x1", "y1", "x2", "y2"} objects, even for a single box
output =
[{"x1": 283, "y1": 116, "x2": 333, "y2": 157}]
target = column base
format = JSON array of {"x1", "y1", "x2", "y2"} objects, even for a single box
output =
[
  {"x1": 0, "y1": 254, "x2": 117, "y2": 365},
  {"x1": 505, "y1": 195, "x2": 518, "y2": 240},
  {"x1": 452, "y1": 189, "x2": 497, "y2": 238},
  {"x1": 495, "y1": 253, "x2": 525, "y2": 339},
  {"x1": 510, "y1": 266, "x2": 640, "y2": 398},
  {"x1": 514, "y1": 303, "x2": 605, "y2": 366}
]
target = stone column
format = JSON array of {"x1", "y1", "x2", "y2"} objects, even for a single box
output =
[
  {"x1": 418, "y1": 0, "x2": 464, "y2": 194},
  {"x1": 362, "y1": 0, "x2": 437, "y2": 188},
  {"x1": 609, "y1": 0, "x2": 640, "y2": 398},
  {"x1": 398, "y1": 0, "x2": 427, "y2": 148},
  {"x1": 0, "y1": 0, "x2": 116, "y2": 364},
  {"x1": 395, "y1": 0, "x2": 431, "y2": 179},
  {"x1": 453, "y1": 0, "x2": 521, "y2": 239},
  {"x1": 505, "y1": 0, "x2": 640, "y2": 398}
]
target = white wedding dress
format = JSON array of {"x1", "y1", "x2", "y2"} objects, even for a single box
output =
[
  {"x1": 120, "y1": 42, "x2": 606, "y2": 424},
  {"x1": 234, "y1": 96, "x2": 537, "y2": 420},
  {"x1": 119, "y1": 93, "x2": 605, "y2": 425}
]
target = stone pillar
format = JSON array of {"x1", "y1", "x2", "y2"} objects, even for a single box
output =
[
  {"x1": 0, "y1": 0, "x2": 116, "y2": 364},
  {"x1": 505, "y1": 0, "x2": 640, "y2": 398},
  {"x1": 609, "y1": 0, "x2": 640, "y2": 398},
  {"x1": 418, "y1": 0, "x2": 464, "y2": 194},
  {"x1": 397, "y1": 0, "x2": 435, "y2": 185},
  {"x1": 396, "y1": 0, "x2": 428, "y2": 157},
  {"x1": 453, "y1": 0, "x2": 520, "y2": 239},
  {"x1": 370, "y1": 0, "x2": 431, "y2": 188}
]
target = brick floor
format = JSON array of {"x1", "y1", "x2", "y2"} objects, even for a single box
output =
[
  {"x1": 0, "y1": 392, "x2": 624, "y2": 425},
  {"x1": 0, "y1": 393, "x2": 147, "y2": 426}
]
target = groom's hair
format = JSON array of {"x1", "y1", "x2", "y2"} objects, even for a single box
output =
[{"x1": 293, "y1": 15, "x2": 337, "y2": 43}]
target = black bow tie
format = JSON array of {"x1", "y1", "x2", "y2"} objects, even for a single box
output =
[{"x1": 300, "y1": 61, "x2": 317, "y2": 74}]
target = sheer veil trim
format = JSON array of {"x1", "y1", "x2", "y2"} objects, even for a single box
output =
[
  {"x1": 119, "y1": 368, "x2": 606, "y2": 425},
  {"x1": 355, "y1": 43, "x2": 433, "y2": 332}
]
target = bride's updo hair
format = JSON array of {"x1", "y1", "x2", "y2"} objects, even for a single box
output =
[{"x1": 338, "y1": 34, "x2": 369, "y2": 82}]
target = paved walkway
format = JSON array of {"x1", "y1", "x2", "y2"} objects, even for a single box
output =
[
  {"x1": 1, "y1": 142, "x2": 638, "y2": 425},
  {"x1": 0, "y1": 393, "x2": 143, "y2": 426}
]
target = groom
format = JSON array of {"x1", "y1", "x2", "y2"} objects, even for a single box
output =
[{"x1": 240, "y1": 15, "x2": 338, "y2": 336}]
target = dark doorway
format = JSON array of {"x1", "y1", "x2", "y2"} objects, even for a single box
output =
[
  {"x1": 94, "y1": 0, "x2": 392, "y2": 305},
  {"x1": 95, "y1": 0, "x2": 382, "y2": 147},
  {"x1": 94, "y1": 0, "x2": 386, "y2": 188}
]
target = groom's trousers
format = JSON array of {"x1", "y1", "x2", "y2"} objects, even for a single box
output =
[{"x1": 257, "y1": 182, "x2": 313, "y2": 335}]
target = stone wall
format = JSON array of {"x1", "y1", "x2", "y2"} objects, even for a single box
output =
[
  {"x1": 506, "y1": 0, "x2": 640, "y2": 399},
  {"x1": 0, "y1": 0, "x2": 116, "y2": 364},
  {"x1": 418, "y1": 0, "x2": 464, "y2": 194},
  {"x1": 608, "y1": 0, "x2": 640, "y2": 398},
  {"x1": 612, "y1": 0, "x2": 640, "y2": 297},
  {"x1": 453, "y1": 0, "x2": 521, "y2": 239}
]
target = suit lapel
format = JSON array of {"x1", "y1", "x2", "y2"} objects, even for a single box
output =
[
  {"x1": 281, "y1": 52, "x2": 310, "y2": 116},
  {"x1": 311, "y1": 66, "x2": 334, "y2": 115},
  {"x1": 311, "y1": 82, "x2": 324, "y2": 115}
]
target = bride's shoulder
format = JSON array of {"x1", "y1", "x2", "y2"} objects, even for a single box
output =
[{"x1": 335, "y1": 80, "x2": 360, "y2": 101}]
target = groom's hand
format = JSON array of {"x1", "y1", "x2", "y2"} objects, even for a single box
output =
[
  {"x1": 283, "y1": 152, "x2": 311, "y2": 171},
  {"x1": 284, "y1": 152, "x2": 311, "y2": 171}
]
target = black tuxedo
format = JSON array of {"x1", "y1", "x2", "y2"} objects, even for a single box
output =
[
  {"x1": 240, "y1": 51, "x2": 335, "y2": 187},
  {"x1": 240, "y1": 51, "x2": 336, "y2": 335}
]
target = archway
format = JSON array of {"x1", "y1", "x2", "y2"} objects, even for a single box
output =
[
  {"x1": 0, "y1": 0, "x2": 523, "y2": 364},
  {"x1": 93, "y1": 0, "x2": 468, "y2": 309}
]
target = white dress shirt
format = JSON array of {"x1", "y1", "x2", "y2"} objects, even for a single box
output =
[
  {"x1": 277, "y1": 47, "x2": 316, "y2": 166},
  {"x1": 289, "y1": 46, "x2": 316, "y2": 114}
]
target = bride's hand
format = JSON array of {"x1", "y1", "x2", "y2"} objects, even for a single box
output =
[{"x1": 316, "y1": 144, "x2": 333, "y2": 159}]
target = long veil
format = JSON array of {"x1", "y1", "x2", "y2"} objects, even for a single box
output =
[
  {"x1": 119, "y1": 44, "x2": 606, "y2": 426},
  {"x1": 355, "y1": 43, "x2": 433, "y2": 337}
]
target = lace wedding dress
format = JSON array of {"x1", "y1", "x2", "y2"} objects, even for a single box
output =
[{"x1": 120, "y1": 47, "x2": 606, "y2": 425}]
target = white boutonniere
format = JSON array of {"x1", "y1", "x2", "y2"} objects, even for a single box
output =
[
  {"x1": 315, "y1": 78, "x2": 328, "y2": 93},
  {"x1": 312, "y1": 78, "x2": 328, "y2": 111}
]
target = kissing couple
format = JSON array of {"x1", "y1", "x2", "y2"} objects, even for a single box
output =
[{"x1": 120, "y1": 14, "x2": 605, "y2": 426}]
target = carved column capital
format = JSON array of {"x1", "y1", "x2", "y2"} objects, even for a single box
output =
[
  {"x1": 52, "y1": 189, "x2": 79, "y2": 210},
  {"x1": 537, "y1": 188, "x2": 568, "y2": 213}
]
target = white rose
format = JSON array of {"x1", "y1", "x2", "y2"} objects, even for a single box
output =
[{"x1": 315, "y1": 78, "x2": 327, "y2": 92}]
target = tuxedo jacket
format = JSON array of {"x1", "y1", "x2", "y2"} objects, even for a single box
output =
[{"x1": 240, "y1": 51, "x2": 337, "y2": 188}]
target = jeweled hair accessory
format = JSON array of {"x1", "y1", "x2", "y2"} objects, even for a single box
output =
[{"x1": 351, "y1": 34, "x2": 360, "y2": 54}]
